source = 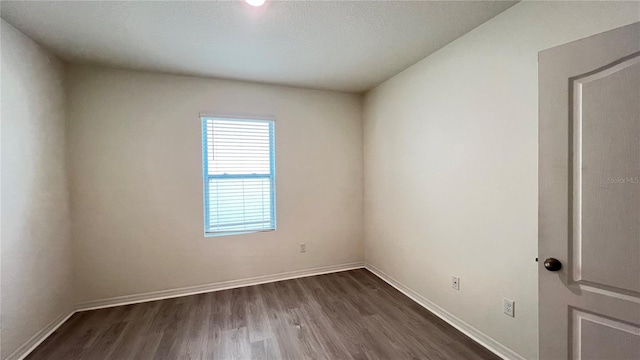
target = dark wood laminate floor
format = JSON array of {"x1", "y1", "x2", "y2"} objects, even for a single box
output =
[{"x1": 27, "y1": 269, "x2": 499, "y2": 360}]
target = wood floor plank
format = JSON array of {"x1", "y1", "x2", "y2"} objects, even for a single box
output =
[
  {"x1": 25, "y1": 269, "x2": 499, "y2": 360},
  {"x1": 177, "y1": 294, "x2": 211, "y2": 360}
]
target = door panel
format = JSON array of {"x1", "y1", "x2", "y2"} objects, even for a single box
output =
[
  {"x1": 574, "y1": 55, "x2": 640, "y2": 294},
  {"x1": 573, "y1": 309, "x2": 640, "y2": 360},
  {"x1": 539, "y1": 21, "x2": 640, "y2": 360}
]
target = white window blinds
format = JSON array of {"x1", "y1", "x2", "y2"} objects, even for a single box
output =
[{"x1": 202, "y1": 117, "x2": 276, "y2": 235}]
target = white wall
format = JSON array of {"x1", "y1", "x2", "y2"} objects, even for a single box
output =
[
  {"x1": 66, "y1": 65, "x2": 364, "y2": 304},
  {"x1": 1, "y1": 19, "x2": 74, "y2": 359},
  {"x1": 362, "y1": 1, "x2": 640, "y2": 359}
]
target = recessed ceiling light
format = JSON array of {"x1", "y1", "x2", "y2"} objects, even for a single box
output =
[{"x1": 246, "y1": 0, "x2": 265, "y2": 7}]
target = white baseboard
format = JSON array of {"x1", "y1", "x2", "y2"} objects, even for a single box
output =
[
  {"x1": 76, "y1": 261, "x2": 365, "y2": 311},
  {"x1": 364, "y1": 262, "x2": 526, "y2": 360},
  {"x1": 6, "y1": 309, "x2": 76, "y2": 360}
]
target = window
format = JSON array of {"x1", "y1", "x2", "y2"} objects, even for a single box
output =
[{"x1": 201, "y1": 116, "x2": 276, "y2": 236}]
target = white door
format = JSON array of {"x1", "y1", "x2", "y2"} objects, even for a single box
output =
[{"x1": 539, "y1": 22, "x2": 640, "y2": 360}]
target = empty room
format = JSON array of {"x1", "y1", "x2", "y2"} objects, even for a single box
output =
[{"x1": 1, "y1": 1, "x2": 639, "y2": 359}]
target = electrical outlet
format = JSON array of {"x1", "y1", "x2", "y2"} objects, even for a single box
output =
[
  {"x1": 504, "y1": 298, "x2": 515, "y2": 317},
  {"x1": 299, "y1": 243, "x2": 306, "y2": 253},
  {"x1": 452, "y1": 276, "x2": 460, "y2": 290}
]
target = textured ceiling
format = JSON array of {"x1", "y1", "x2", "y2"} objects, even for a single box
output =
[{"x1": 0, "y1": 1, "x2": 517, "y2": 92}]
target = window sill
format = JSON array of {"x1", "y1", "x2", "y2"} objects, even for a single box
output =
[{"x1": 204, "y1": 228, "x2": 275, "y2": 237}]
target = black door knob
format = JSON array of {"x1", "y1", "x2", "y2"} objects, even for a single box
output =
[{"x1": 544, "y1": 258, "x2": 562, "y2": 271}]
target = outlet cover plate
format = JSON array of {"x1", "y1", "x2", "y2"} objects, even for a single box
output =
[
  {"x1": 504, "y1": 298, "x2": 515, "y2": 317},
  {"x1": 452, "y1": 276, "x2": 460, "y2": 290}
]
